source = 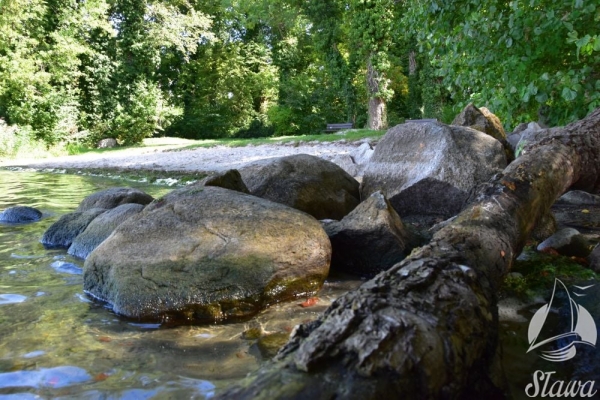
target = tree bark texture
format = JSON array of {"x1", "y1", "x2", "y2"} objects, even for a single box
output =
[
  {"x1": 366, "y1": 55, "x2": 387, "y2": 130},
  {"x1": 218, "y1": 109, "x2": 600, "y2": 399}
]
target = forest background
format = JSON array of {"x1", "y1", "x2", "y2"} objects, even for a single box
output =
[{"x1": 0, "y1": 0, "x2": 598, "y2": 155}]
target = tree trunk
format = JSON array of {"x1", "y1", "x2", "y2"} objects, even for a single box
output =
[
  {"x1": 366, "y1": 55, "x2": 387, "y2": 130},
  {"x1": 218, "y1": 109, "x2": 600, "y2": 399}
]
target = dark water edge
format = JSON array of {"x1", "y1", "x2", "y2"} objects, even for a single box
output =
[{"x1": 0, "y1": 169, "x2": 598, "y2": 399}]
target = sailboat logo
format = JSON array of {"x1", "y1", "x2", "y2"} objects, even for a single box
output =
[{"x1": 527, "y1": 278, "x2": 597, "y2": 362}]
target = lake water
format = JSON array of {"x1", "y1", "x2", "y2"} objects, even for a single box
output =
[
  {"x1": 0, "y1": 170, "x2": 366, "y2": 398},
  {"x1": 0, "y1": 169, "x2": 597, "y2": 399}
]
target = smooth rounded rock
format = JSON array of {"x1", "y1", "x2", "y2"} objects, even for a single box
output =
[
  {"x1": 68, "y1": 203, "x2": 144, "y2": 259},
  {"x1": 238, "y1": 154, "x2": 360, "y2": 220},
  {"x1": 41, "y1": 208, "x2": 107, "y2": 249},
  {"x1": 76, "y1": 187, "x2": 153, "y2": 212},
  {"x1": 0, "y1": 206, "x2": 42, "y2": 223},
  {"x1": 83, "y1": 186, "x2": 331, "y2": 323}
]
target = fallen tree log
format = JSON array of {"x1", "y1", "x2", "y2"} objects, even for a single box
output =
[{"x1": 218, "y1": 108, "x2": 600, "y2": 399}]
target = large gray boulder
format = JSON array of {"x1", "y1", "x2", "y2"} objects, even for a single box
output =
[
  {"x1": 324, "y1": 191, "x2": 420, "y2": 277},
  {"x1": 41, "y1": 208, "x2": 107, "y2": 248},
  {"x1": 0, "y1": 206, "x2": 42, "y2": 223},
  {"x1": 68, "y1": 203, "x2": 145, "y2": 259},
  {"x1": 83, "y1": 186, "x2": 331, "y2": 322},
  {"x1": 361, "y1": 121, "x2": 506, "y2": 220},
  {"x1": 238, "y1": 154, "x2": 360, "y2": 220},
  {"x1": 76, "y1": 187, "x2": 153, "y2": 212}
]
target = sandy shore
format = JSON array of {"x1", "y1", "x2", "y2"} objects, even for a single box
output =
[{"x1": 0, "y1": 139, "x2": 370, "y2": 174}]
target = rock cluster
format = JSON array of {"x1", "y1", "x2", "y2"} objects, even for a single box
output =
[{"x1": 26, "y1": 110, "x2": 600, "y2": 324}]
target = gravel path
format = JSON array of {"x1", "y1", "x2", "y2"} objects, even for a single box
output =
[{"x1": 0, "y1": 139, "x2": 372, "y2": 174}]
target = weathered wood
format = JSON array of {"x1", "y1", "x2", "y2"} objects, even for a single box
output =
[{"x1": 218, "y1": 109, "x2": 600, "y2": 399}]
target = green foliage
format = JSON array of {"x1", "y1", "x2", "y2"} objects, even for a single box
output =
[
  {"x1": 0, "y1": 0, "x2": 211, "y2": 148},
  {"x1": 407, "y1": 0, "x2": 600, "y2": 129},
  {"x1": 3, "y1": 0, "x2": 595, "y2": 151},
  {"x1": 233, "y1": 118, "x2": 274, "y2": 139},
  {"x1": 267, "y1": 105, "x2": 299, "y2": 136}
]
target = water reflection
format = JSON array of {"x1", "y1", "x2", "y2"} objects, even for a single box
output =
[
  {"x1": 50, "y1": 260, "x2": 83, "y2": 275},
  {"x1": 0, "y1": 366, "x2": 92, "y2": 389},
  {"x1": 0, "y1": 294, "x2": 27, "y2": 305}
]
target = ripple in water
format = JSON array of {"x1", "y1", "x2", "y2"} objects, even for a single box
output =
[{"x1": 0, "y1": 294, "x2": 27, "y2": 304}]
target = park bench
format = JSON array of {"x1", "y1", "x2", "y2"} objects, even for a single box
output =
[
  {"x1": 325, "y1": 122, "x2": 354, "y2": 133},
  {"x1": 406, "y1": 118, "x2": 438, "y2": 123}
]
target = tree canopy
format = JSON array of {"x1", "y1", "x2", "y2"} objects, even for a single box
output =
[{"x1": 0, "y1": 0, "x2": 597, "y2": 151}]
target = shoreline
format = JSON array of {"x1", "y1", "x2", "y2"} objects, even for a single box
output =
[{"x1": 0, "y1": 139, "x2": 369, "y2": 177}]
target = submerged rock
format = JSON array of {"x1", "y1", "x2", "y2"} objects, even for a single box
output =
[
  {"x1": 0, "y1": 206, "x2": 42, "y2": 223},
  {"x1": 41, "y1": 208, "x2": 107, "y2": 249},
  {"x1": 83, "y1": 186, "x2": 331, "y2": 323},
  {"x1": 68, "y1": 203, "x2": 144, "y2": 259},
  {"x1": 239, "y1": 154, "x2": 360, "y2": 220},
  {"x1": 324, "y1": 191, "x2": 420, "y2": 277},
  {"x1": 76, "y1": 187, "x2": 153, "y2": 212},
  {"x1": 361, "y1": 121, "x2": 506, "y2": 221}
]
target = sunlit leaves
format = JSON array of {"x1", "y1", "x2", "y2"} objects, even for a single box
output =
[{"x1": 405, "y1": 0, "x2": 599, "y2": 128}]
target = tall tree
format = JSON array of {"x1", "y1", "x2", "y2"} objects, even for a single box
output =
[
  {"x1": 165, "y1": 0, "x2": 278, "y2": 139},
  {"x1": 347, "y1": 0, "x2": 394, "y2": 130}
]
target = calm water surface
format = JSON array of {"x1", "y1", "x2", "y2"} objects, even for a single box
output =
[{"x1": 0, "y1": 170, "x2": 596, "y2": 399}]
